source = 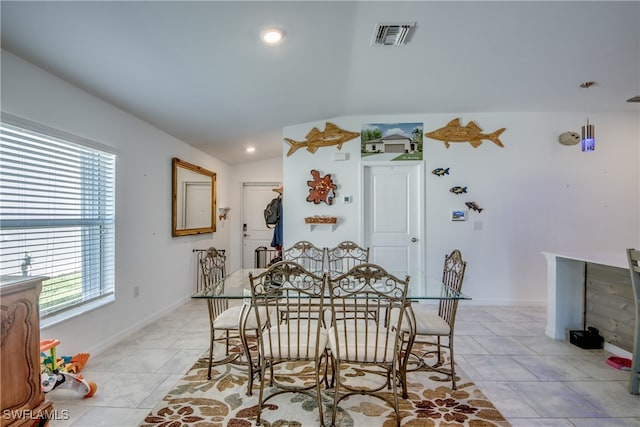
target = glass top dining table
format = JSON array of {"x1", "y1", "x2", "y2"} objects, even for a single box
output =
[{"x1": 191, "y1": 268, "x2": 471, "y2": 301}]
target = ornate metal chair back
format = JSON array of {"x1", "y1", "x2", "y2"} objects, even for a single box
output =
[
  {"x1": 282, "y1": 240, "x2": 326, "y2": 275},
  {"x1": 326, "y1": 241, "x2": 369, "y2": 278},
  {"x1": 439, "y1": 249, "x2": 467, "y2": 327}
]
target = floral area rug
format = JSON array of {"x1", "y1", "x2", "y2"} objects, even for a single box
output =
[{"x1": 141, "y1": 345, "x2": 510, "y2": 427}]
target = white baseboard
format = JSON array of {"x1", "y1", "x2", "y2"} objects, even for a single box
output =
[
  {"x1": 460, "y1": 298, "x2": 547, "y2": 306},
  {"x1": 604, "y1": 342, "x2": 633, "y2": 359},
  {"x1": 85, "y1": 295, "x2": 192, "y2": 356}
]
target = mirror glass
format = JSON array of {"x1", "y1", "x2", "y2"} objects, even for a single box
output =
[{"x1": 172, "y1": 158, "x2": 216, "y2": 236}]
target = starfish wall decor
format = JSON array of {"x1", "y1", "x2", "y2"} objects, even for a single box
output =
[{"x1": 306, "y1": 170, "x2": 336, "y2": 205}]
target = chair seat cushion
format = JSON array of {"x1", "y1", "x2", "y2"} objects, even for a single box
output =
[
  {"x1": 213, "y1": 305, "x2": 269, "y2": 330},
  {"x1": 261, "y1": 327, "x2": 328, "y2": 359},
  {"x1": 328, "y1": 325, "x2": 398, "y2": 363},
  {"x1": 213, "y1": 305, "x2": 244, "y2": 329},
  {"x1": 402, "y1": 305, "x2": 450, "y2": 335}
]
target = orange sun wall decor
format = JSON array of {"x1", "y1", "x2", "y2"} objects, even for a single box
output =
[{"x1": 306, "y1": 170, "x2": 336, "y2": 205}]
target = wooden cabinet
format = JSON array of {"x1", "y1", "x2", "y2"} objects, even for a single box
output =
[{"x1": 1, "y1": 276, "x2": 53, "y2": 427}]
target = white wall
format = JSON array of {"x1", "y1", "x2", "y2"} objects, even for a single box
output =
[
  {"x1": 283, "y1": 112, "x2": 640, "y2": 305},
  {"x1": 282, "y1": 119, "x2": 364, "y2": 249},
  {"x1": 1, "y1": 50, "x2": 232, "y2": 356}
]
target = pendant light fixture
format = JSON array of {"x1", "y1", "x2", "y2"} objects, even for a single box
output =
[{"x1": 580, "y1": 81, "x2": 596, "y2": 152}]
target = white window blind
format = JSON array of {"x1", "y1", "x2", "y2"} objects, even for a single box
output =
[{"x1": 0, "y1": 115, "x2": 116, "y2": 318}]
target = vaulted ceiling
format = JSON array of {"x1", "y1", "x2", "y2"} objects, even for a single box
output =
[{"x1": 2, "y1": 1, "x2": 638, "y2": 165}]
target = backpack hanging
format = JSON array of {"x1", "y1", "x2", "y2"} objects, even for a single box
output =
[{"x1": 264, "y1": 196, "x2": 281, "y2": 228}]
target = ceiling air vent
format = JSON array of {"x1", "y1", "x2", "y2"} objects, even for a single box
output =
[{"x1": 371, "y1": 22, "x2": 415, "y2": 46}]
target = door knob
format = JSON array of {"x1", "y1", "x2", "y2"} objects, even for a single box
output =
[{"x1": 411, "y1": 237, "x2": 418, "y2": 242}]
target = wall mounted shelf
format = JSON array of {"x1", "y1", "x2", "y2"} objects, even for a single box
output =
[
  {"x1": 304, "y1": 216, "x2": 337, "y2": 232},
  {"x1": 307, "y1": 223, "x2": 337, "y2": 232}
]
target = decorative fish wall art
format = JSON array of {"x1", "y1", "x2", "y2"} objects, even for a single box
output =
[
  {"x1": 284, "y1": 122, "x2": 360, "y2": 157},
  {"x1": 306, "y1": 169, "x2": 337, "y2": 205},
  {"x1": 450, "y1": 186, "x2": 467, "y2": 194},
  {"x1": 432, "y1": 167, "x2": 450, "y2": 176},
  {"x1": 425, "y1": 118, "x2": 506, "y2": 149},
  {"x1": 465, "y1": 201, "x2": 483, "y2": 213}
]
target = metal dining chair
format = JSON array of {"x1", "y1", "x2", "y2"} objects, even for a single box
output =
[
  {"x1": 200, "y1": 248, "x2": 263, "y2": 393},
  {"x1": 199, "y1": 248, "x2": 237, "y2": 380},
  {"x1": 326, "y1": 263, "x2": 410, "y2": 427},
  {"x1": 324, "y1": 241, "x2": 371, "y2": 330},
  {"x1": 282, "y1": 240, "x2": 326, "y2": 274},
  {"x1": 249, "y1": 261, "x2": 328, "y2": 426},
  {"x1": 400, "y1": 249, "x2": 467, "y2": 395},
  {"x1": 626, "y1": 248, "x2": 640, "y2": 394},
  {"x1": 326, "y1": 241, "x2": 369, "y2": 278}
]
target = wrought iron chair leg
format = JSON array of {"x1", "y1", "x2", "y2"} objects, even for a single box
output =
[
  {"x1": 330, "y1": 359, "x2": 340, "y2": 427},
  {"x1": 207, "y1": 327, "x2": 215, "y2": 380},
  {"x1": 321, "y1": 350, "x2": 332, "y2": 389},
  {"x1": 241, "y1": 329, "x2": 258, "y2": 396},
  {"x1": 399, "y1": 331, "x2": 416, "y2": 399},
  {"x1": 450, "y1": 337, "x2": 457, "y2": 390},
  {"x1": 391, "y1": 364, "x2": 401, "y2": 427},
  {"x1": 256, "y1": 361, "x2": 268, "y2": 426},
  {"x1": 314, "y1": 358, "x2": 325, "y2": 426}
]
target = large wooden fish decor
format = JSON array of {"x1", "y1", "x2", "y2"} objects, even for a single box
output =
[
  {"x1": 284, "y1": 122, "x2": 360, "y2": 157},
  {"x1": 425, "y1": 118, "x2": 506, "y2": 149}
]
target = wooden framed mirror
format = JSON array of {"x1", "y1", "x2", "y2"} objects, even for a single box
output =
[{"x1": 172, "y1": 158, "x2": 216, "y2": 236}]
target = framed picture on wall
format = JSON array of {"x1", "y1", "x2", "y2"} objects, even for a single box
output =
[
  {"x1": 361, "y1": 122, "x2": 423, "y2": 161},
  {"x1": 451, "y1": 210, "x2": 467, "y2": 221}
]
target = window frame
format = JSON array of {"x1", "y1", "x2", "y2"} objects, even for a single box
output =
[{"x1": 0, "y1": 113, "x2": 117, "y2": 325}]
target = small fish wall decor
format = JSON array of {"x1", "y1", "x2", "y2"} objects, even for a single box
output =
[
  {"x1": 432, "y1": 167, "x2": 449, "y2": 176},
  {"x1": 465, "y1": 201, "x2": 483, "y2": 213},
  {"x1": 285, "y1": 122, "x2": 360, "y2": 157},
  {"x1": 450, "y1": 186, "x2": 467, "y2": 194},
  {"x1": 306, "y1": 169, "x2": 337, "y2": 205},
  {"x1": 425, "y1": 118, "x2": 506, "y2": 149}
]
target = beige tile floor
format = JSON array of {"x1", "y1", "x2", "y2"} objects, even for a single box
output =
[{"x1": 45, "y1": 301, "x2": 640, "y2": 427}]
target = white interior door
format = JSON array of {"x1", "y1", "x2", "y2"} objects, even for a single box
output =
[
  {"x1": 363, "y1": 163, "x2": 424, "y2": 287},
  {"x1": 242, "y1": 182, "x2": 280, "y2": 268}
]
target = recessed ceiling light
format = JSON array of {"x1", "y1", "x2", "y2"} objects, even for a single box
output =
[
  {"x1": 261, "y1": 28, "x2": 284, "y2": 45},
  {"x1": 246, "y1": 147, "x2": 256, "y2": 153}
]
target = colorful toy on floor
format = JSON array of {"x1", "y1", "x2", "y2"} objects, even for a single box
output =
[
  {"x1": 40, "y1": 339, "x2": 97, "y2": 398},
  {"x1": 66, "y1": 352, "x2": 91, "y2": 374},
  {"x1": 606, "y1": 355, "x2": 632, "y2": 371}
]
